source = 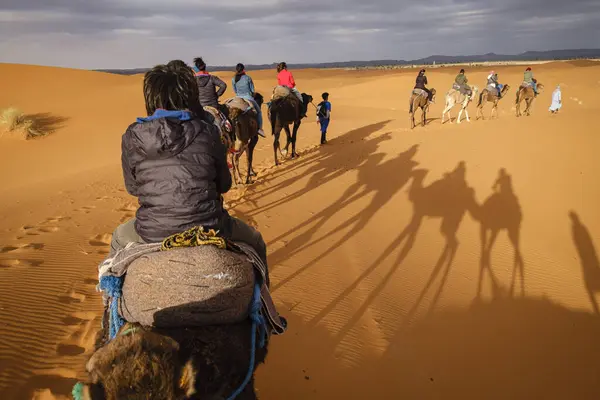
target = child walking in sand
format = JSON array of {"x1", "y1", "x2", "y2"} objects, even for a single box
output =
[
  {"x1": 110, "y1": 60, "x2": 267, "y2": 265},
  {"x1": 316, "y1": 92, "x2": 331, "y2": 145}
]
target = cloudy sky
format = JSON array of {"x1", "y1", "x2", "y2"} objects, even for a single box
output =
[{"x1": 1, "y1": 0, "x2": 599, "y2": 69}]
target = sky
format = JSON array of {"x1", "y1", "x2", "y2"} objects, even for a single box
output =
[{"x1": 0, "y1": 0, "x2": 599, "y2": 70}]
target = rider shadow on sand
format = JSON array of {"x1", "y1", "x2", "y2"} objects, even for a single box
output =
[
  {"x1": 476, "y1": 169, "x2": 525, "y2": 298},
  {"x1": 308, "y1": 162, "x2": 479, "y2": 337},
  {"x1": 570, "y1": 211, "x2": 600, "y2": 315},
  {"x1": 270, "y1": 143, "x2": 419, "y2": 289},
  {"x1": 241, "y1": 120, "x2": 394, "y2": 218}
]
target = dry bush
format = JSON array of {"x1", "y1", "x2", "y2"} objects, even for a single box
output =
[{"x1": 0, "y1": 107, "x2": 66, "y2": 139}]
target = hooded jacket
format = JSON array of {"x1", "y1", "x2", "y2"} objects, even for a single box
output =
[
  {"x1": 121, "y1": 110, "x2": 232, "y2": 242},
  {"x1": 195, "y1": 72, "x2": 227, "y2": 108}
]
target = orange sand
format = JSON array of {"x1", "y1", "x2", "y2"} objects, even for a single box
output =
[{"x1": 0, "y1": 61, "x2": 599, "y2": 399}]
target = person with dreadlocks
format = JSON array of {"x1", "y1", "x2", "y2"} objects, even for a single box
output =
[{"x1": 110, "y1": 59, "x2": 267, "y2": 265}]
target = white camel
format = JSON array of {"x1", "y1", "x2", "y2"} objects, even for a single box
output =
[{"x1": 441, "y1": 85, "x2": 479, "y2": 124}]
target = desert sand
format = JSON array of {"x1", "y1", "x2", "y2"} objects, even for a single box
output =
[{"x1": 0, "y1": 60, "x2": 599, "y2": 399}]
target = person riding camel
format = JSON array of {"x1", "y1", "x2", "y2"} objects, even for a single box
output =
[
  {"x1": 231, "y1": 63, "x2": 265, "y2": 138},
  {"x1": 193, "y1": 57, "x2": 227, "y2": 109},
  {"x1": 454, "y1": 68, "x2": 472, "y2": 96},
  {"x1": 487, "y1": 71, "x2": 503, "y2": 98},
  {"x1": 111, "y1": 59, "x2": 268, "y2": 268},
  {"x1": 414, "y1": 69, "x2": 434, "y2": 103},
  {"x1": 523, "y1": 67, "x2": 538, "y2": 97},
  {"x1": 276, "y1": 62, "x2": 306, "y2": 117}
]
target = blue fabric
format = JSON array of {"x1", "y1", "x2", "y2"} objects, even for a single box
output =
[
  {"x1": 319, "y1": 117, "x2": 330, "y2": 134},
  {"x1": 232, "y1": 74, "x2": 255, "y2": 98},
  {"x1": 323, "y1": 101, "x2": 332, "y2": 112},
  {"x1": 239, "y1": 96, "x2": 263, "y2": 130},
  {"x1": 136, "y1": 109, "x2": 192, "y2": 123},
  {"x1": 226, "y1": 280, "x2": 267, "y2": 400},
  {"x1": 99, "y1": 275, "x2": 126, "y2": 340}
]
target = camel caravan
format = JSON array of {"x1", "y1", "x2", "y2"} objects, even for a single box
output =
[
  {"x1": 73, "y1": 57, "x2": 549, "y2": 399},
  {"x1": 411, "y1": 66, "x2": 545, "y2": 128}
]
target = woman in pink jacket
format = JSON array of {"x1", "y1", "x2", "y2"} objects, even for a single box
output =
[{"x1": 276, "y1": 62, "x2": 306, "y2": 116}]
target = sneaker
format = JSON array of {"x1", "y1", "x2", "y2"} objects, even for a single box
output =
[{"x1": 257, "y1": 129, "x2": 266, "y2": 138}]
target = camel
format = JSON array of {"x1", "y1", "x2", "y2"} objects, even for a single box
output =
[
  {"x1": 203, "y1": 105, "x2": 234, "y2": 150},
  {"x1": 224, "y1": 93, "x2": 264, "y2": 184},
  {"x1": 79, "y1": 320, "x2": 268, "y2": 399},
  {"x1": 268, "y1": 88, "x2": 312, "y2": 166},
  {"x1": 441, "y1": 85, "x2": 479, "y2": 124},
  {"x1": 409, "y1": 88, "x2": 436, "y2": 129},
  {"x1": 477, "y1": 169, "x2": 524, "y2": 298},
  {"x1": 516, "y1": 82, "x2": 545, "y2": 117},
  {"x1": 476, "y1": 84, "x2": 510, "y2": 120}
]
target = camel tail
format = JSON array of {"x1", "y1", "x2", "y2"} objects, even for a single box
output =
[
  {"x1": 477, "y1": 92, "x2": 483, "y2": 107},
  {"x1": 515, "y1": 90, "x2": 520, "y2": 105},
  {"x1": 409, "y1": 98, "x2": 414, "y2": 114}
]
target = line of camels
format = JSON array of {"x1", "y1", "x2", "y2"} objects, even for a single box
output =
[{"x1": 410, "y1": 81, "x2": 545, "y2": 129}]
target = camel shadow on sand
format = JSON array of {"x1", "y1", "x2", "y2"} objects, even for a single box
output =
[
  {"x1": 477, "y1": 169, "x2": 525, "y2": 299},
  {"x1": 269, "y1": 143, "x2": 420, "y2": 291},
  {"x1": 570, "y1": 211, "x2": 600, "y2": 314},
  {"x1": 301, "y1": 161, "x2": 480, "y2": 343},
  {"x1": 238, "y1": 120, "x2": 394, "y2": 218}
]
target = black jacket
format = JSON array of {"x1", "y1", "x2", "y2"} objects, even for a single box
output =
[
  {"x1": 196, "y1": 74, "x2": 227, "y2": 108},
  {"x1": 415, "y1": 75, "x2": 428, "y2": 90},
  {"x1": 121, "y1": 116, "x2": 232, "y2": 242}
]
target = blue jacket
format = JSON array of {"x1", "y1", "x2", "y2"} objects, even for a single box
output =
[{"x1": 232, "y1": 74, "x2": 255, "y2": 98}]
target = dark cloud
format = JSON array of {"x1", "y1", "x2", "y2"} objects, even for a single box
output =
[{"x1": 0, "y1": 0, "x2": 598, "y2": 69}]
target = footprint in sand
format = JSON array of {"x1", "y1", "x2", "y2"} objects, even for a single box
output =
[
  {"x1": 38, "y1": 226, "x2": 60, "y2": 233},
  {"x1": 89, "y1": 233, "x2": 112, "y2": 247},
  {"x1": 0, "y1": 259, "x2": 44, "y2": 268},
  {"x1": 57, "y1": 291, "x2": 86, "y2": 305},
  {"x1": 57, "y1": 311, "x2": 98, "y2": 357}
]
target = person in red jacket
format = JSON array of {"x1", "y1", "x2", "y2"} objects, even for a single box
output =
[{"x1": 276, "y1": 62, "x2": 306, "y2": 117}]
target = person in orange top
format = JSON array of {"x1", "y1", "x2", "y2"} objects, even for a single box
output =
[{"x1": 276, "y1": 62, "x2": 306, "y2": 117}]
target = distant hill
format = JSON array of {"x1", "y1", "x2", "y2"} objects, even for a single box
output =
[{"x1": 97, "y1": 48, "x2": 600, "y2": 75}]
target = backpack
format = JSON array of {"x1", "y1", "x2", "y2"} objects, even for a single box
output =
[{"x1": 317, "y1": 101, "x2": 328, "y2": 118}]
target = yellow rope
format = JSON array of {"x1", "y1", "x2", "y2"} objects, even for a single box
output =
[{"x1": 161, "y1": 226, "x2": 227, "y2": 251}]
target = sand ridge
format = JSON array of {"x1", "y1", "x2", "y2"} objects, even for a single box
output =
[{"x1": 0, "y1": 61, "x2": 599, "y2": 399}]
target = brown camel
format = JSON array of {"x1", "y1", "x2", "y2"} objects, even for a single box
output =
[
  {"x1": 79, "y1": 319, "x2": 268, "y2": 399},
  {"x1": 409, "y1": 88, "x2": 436, "y2": 129},
  {"x1": 224, "y1": 93, "x2": 264, "y2": 184},
  {"x1": 477, "y1": 169, "x2": 524, "y2": 298},
  {"x1": 476, "y1": 84, "x2": 510, "y2": 120},
  {"x1": 203, "y1": 105, "x2": 234, "y2": 151},
  {"x1": 516, "y1": 83, "x2": 545, "y2": 117},
  {"x1": 268, "y1": 88, "x2": 312, "y2": 166}
]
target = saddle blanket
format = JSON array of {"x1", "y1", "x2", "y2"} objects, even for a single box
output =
[
  {"x1": 412, "y1": 88, "x2": 427, "y2": 97},
  {"x1": 224, "y1": 97, "x2": 256, "y2": 113},
  {"x1": 99, "y1": 240, "x2": 286, "y2": 334},
  {"x1": 271, "y1": 85, "x2": 292, "y2": 101}
]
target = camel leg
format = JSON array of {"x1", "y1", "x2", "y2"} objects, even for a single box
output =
[
  {"x1": 465, "y1": 107, "x2": 471, "y2": 122},
  {"x1": 291, "y1": 120, "x2": 301, "y2": 158},
  {"x1": 457, "y1": 109, "x2": 462, "y2": 124},
  {"x1": 272, "y1": 130, "x2": 281, "y2": 166},
  {"x1": 245, "y1": 135, "x2": 259, "y2": 184},
  {"x1": 281, "y1": 125, "x2": 292, "y2": 157},
  {"x1": 422, "y1": 106, "x2": 427, "y2": 127},
  {"x1": 410, "y1": 112, "x2": 415, "y2": 129}
]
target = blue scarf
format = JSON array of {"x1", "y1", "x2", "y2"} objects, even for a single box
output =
[{"x1": 136, "y1": 109, "x2": 192, "y2": 123}]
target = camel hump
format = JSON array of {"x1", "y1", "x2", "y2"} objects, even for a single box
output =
[
  {"x1": 412, "y1": 88, "x2": 427, "y2": 97},
  {"x1": 120, "y1": 246, "x2": 255, "y2": 328},
  {"x1": 271, "y1": 85, "x2": 292, "y2": 101}
]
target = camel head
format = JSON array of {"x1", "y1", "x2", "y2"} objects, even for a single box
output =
[
  {"x1": 430, "y1": 88, "x2": 437, "y2": 102},
  {"x1": 253, "y1": 92, "x2": 264, "y2": 107},
  {"x1": 301, "y1": 93, "x2": 313, "y2": 106},
  {"x1": 537, "y1": 83, "x2": 545, "y2": 92},
  {"x1": 501, "y1": 84, "x2": 511, "y2": 96},
  {"x1": 470, "y1": 86, "x2": 479, "y2": 100},
  {"x1": 79, "y1": 324, "x2": 196, "y2": 400}
]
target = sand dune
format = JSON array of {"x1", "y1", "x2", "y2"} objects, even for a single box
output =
[{"x1": 1, "y1": 61, "x2": 599, "y2": 399}]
